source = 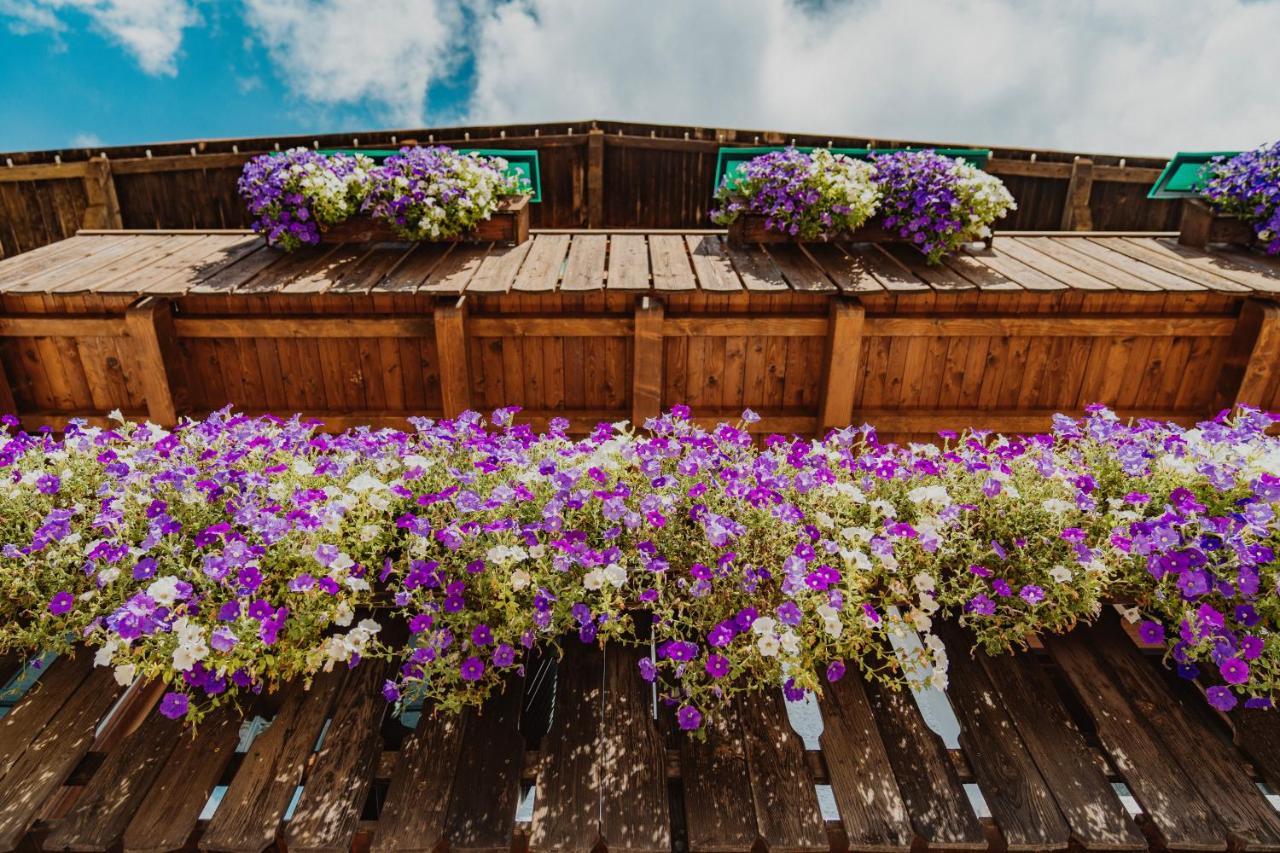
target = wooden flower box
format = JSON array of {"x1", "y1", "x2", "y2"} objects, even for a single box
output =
[
  {"x1": 318, "y1": 195, "x2": 530, "y2": 246},
  {"x1": 726, "y1": 213, "x2": 994, "y2": 250},
  {"x1": 1177, "y1": 198, "x2": 1255, "y2": 250}
]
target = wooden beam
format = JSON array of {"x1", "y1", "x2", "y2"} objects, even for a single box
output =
[
  {"x1": 818, "y1": 297, "x2": 865, "y2": 433},
  {"x1": 0, "y1": 161, "x2": 90, "y2": 183},
  {"x1": 124, "y1": 297, "x2": 189, "y2": 426},
  {"x1": 1060, "y1": 157, "x2": 1094, "y2": 231},
  {"x1": 586, "y1": 128, "x2": 605, "y2": 228},
  {"x1": 433, "y1": 296, "x2": 472, "y2": 417},
  {"x1": 865, "y1": 314, "x2": 1235, "y2": 338},
  {"x1": 664, "y1": 316, "x2": 828, "y2": 337},
  {"x1": 632, "y1": 296, "x2": 664, "y2": 426},
  {"x1": 80, "y1": 159, "x2": 123, "y2": 230},
  {"x1": 1217, "y1": 298, "x2": 1280, "y2": 410},
  {"x1": 0, "y1": 316, "x2": 127, "y2": 337},
  {"x1": 468, "y1": 316, "x2": 631, "y2": 338},
  {"x1": 0, "y1": 357, "x2": 16, "y2": 416}
]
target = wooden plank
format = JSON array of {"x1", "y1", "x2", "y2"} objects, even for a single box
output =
[
  {"x1": 735, "y1": 690, "x2": 828, "y2": 852},
  {"x1": 188, "y1": 245, "x2": 287, "y2": 294},
  {"x1": 0, "y1": 357, "x2": 14, "y2": 415},
  {"x1": 765, "y1": 244, "x2": 836, "y2": 292},
  {"x1": 80, "y1": 158, "x2": 123, "y2": 230},
  {"x1": 366, "y1": 242, "x2": 448, "y2": 293},
  {"x1": 1023, "y1": 237, "x2": 1162, "y2": 292},
  {"x1": 145, "y1": 236, "x2": 266, "y2": 295},
  {"x1": 0, "y1": 667, "x2": 126, "y2": 850},
  {"x1": 861, "y1": 678, "x2": 987, "y2": 849},
  {"x1": 441, "y1": 677, "x2": 526, "y2": 853},
  {"x1": 513, "y1": 234, "x2": 569, "y2": 292},
  {"x1": 632, "y1": 296, "x2": 664, "y2": 426},
  {"x1": 420, "y1": 243, "x2": 489, "y2": 294},
  {"x1": 1230, "y1": 707, "x2": 1280, "y2": 792},
  {"x1": 1060, "y1": 158, "x2": 1094, "y2": 231},
  {"x1": 1086, "y1": 616, "x2": 1280, "y2": 851},
  {"x1": 198, "y1": 670, "x2": 345, "y2": 853},
  {"x1": 679, "y1": 703, "x2": 759, "y2": 852},
  {"x1": 818, "y1": 296, "x2": 864, "y2": 432},
  {"x1": 1231, "y1": 299, "x2": 1280, "y2": 408},
  {"x1": 6, "y1": 235, "x2": 144, "y2": 293},
  {"x1": 433, "y1": 296, "x2": 472, "y2": 416},
  {"x1": 1044, "y1": 629, "x2": 1227, "y2": 850},
  {"x1": 123, "y1": 704, "x2": 243, "y2": 853},
  {"x1": 465, "y1": 239, "x2": 533, "y2": 294},
  {"x1": 370, "y1": 708, "x2": 466, "y2": 853},
  {"x1": 280, "y1": 244, "x2": 372, "y2": 294},
  {"x1": 1095, "y1": 237, "x2": 1252, "y2": 293},
  {"x1": 865, "y1": 314, "x2": 1233, "y2": 338},
  {"x1": 587, "y1": 128, "x2": 605, "y2": 228},
  {"x1": 842, "y1": 244, "x2": 930, "y2": 292},
  {"x1": 662, "y1": 316, "x2": 827, "y2": 338},
  {"x1": 0, "y1": 655, "x2": 94, "y2": 780},
  {"x1": 802, "y1": 242, "x2": 883, "y2": 293},
  {"x1": 685, "y1": 235, "x2": 741, "y2": 292},
  {"x1": 972, "y1": 246, "x2": 1069, "y2": 291},
  {"x1": 598, "y1": 642, "x2": 669, "y2": 853},
  {"x1": 1072, "y1": 237, "x2": 1205, "y2": 291},
  {"x1": 941, "y1": 251, "x2": 1022, "y2": 290},
  {"x1": 973, "y1": 643, "x2": 1145, "y2": 850},
  {"x1": 529, "y1": 641, "x2": 604, "y2": 852},
  {"x1": 466, "y1": 316, "x2": 631, "y2": 338},
  {"x1": 727, "y1": 243, "x2": 790, "y2": 292},
  {"x1": 882, "y1": 244, "x2": 976, "y2": 290},
  {"x1": 934, "y1": 623, "x2": 1070, "y2": 851},
  {"x1": 286, "y1": 662, "x2": 389, "y2": 853},
  {"x1": 817, "y1": 675, "x2": 915, "y2": 851},
  {"x1": 328, "y1": 242, "x2": 416, "y2": 294},
  {"x1": 124, "y1": 296, "x2": 188, "y2": 425},
  {"x1": 44, "y1": 700, "x2": 184, "y2": 852},
  {"x1": 560, "y1": 234, "x2": 607, "y2": 291},
  {"x1": 607, "y1": 234, "x2": 650, "y2": 290},
  {"x1": 997, "y1": 238, "x2": 1114, "y2": 290},
  {"x1": 648, "y1": 234, "x2": 696, "y2": 291}
]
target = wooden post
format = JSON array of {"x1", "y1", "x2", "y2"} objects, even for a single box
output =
[
  {"x1": 1060, "y1": 157, "x2": 1094, "y2": 231},
  {"x1": 124, "y1": 296, "x2": 188, "y2": 426},
  {"x1": 586, "y1": 128, "x2": 605, "y2": 229},
  {"x1": 0, "y1": 357, "x2": 16, "y2": 416},
  {"x1": 434, "y1": 295, "x2": 472, "y2": 416},
  {"x1": 81, "y1": 158, "x2": 123, "y2": 230},
  {"x1": 818, "y1": 297, "x2": 865, "y2": 434},
  {"x1": 632, "y1": 296, "x2": 664, "y2": 427},
  {"x1": 1220, "y1": 298, "x2": 1280, "y2": 410}
]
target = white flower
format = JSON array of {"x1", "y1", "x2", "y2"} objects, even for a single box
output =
[
  {"x1": 929, "y1": 668, "x2": 950, "y2": 691},
  {"x1": 510, "y1": 569, "x2": 531, "y2": 591},
  {"x1": 330, "y1": 552, "x2": 355, "y2": 572},
  {"x1": 603, "y1": 563, "x2": 627, "y2": 588},
  {"x1": 292, "y1": 458, "x2": 315, "y2": 476},
  {"x1": 907, "y1": 485, "x2": 951, "y2": 507},
  {"x1": 359, "y1": 524, "x2": 381, "y2": 543},
  {"x1": 583, "y1": 568, "x2": 606, "y2": 591},
  {"x1": 750, "y1": 616, "x2": 777, "y2": 636},
  {"x1": 403, "y1": 453, "x2": 434, "y2": 471},
  {"x1": 779, "y1": 630, "x2": 801, "y2": 655},
  {"x1": 147, "y1": 576, "x2": 181, "y2": 607},
  {"x1": 1049, "y1": 564, "x2": 1073, "y2": 583},
  {"x1": 94, "y1": 639, "x2": 121, "y2": 667},
  {"x1": 756, "y1": 635, "x2": 781, "y2": 657},
  {"x1": 113, "y1": 663, "x2": 136, "y2": 686},
  {"x1": 912, "y1": 572, "x2": 936, "y2": 593},
  {"x1": 1041, "y1": 498, "x2": 1075, "y2": 514},
  {"x1": 335, "y1": 601, "x2": 354, "y2": 627},
  {"x1": 486, "y1": 544, "x2": 527, "y2": 566},
  {"x1": 347, "y1": 473, "x2": 385, "y2": 493}
]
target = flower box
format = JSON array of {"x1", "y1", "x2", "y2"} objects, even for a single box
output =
[
  {"x1": 1177, "y1": 198, "x2": 1256, "y2": 250},
  {"x1": 317, "y1": 194, "x2": 531, "y2": 246},
  {"x1": 726, "y1": 212, "x2": 994, "y2": 250}
]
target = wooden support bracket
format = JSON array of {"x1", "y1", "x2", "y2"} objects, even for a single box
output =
[
  {"x1": 1061, "y1": 157, "x2": 1094, "y2": 232},
  {"x1": 818, "y1": 296, "x2": 865, "y2": 434},
  {"x1": 433, "y1": 295, "x2": 473, "y2": 417},
  {"x1": 632, "y1": 296, "x2": 664, "y2": 426},
  {"x1": 124, "y1": 296, "x2": 189, "y2": 426},
  {"x1": 586, "y1": 129, "x2": 605, "y2": 229},
  {"x1": 1221, "y1": 298, "x2": 1280, "y2": 410},
  {"x1": 81, "y1": 158, "x2": 123, "y2": 230}
]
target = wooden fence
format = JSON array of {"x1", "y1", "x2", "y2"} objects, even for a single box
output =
[{"x1": 0, "y1": 119, "x2": 1182, "y2": 260}]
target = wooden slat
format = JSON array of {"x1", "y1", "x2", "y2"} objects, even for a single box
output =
[
  {"x1": 1141, "y1": 238, "x2": 1280, "y2": 293},
  {"x1": 607, "y1": 233, "x2": 650, "y2": 290},
  {"x1": 679, "y1": 704, "x2": 759, "y2": 852},
  {"x1": 648, "y1": 234, "x2": 696, "y2": 291},
  {"x1": 1023, "y1": 236, "x2": 1163, "y2": 292},
  {"x1": 802, "y1": 243, "x2": 883, "y2": 292},
  {"x1": 441, "y1": 677, "x2": 526, "y2": 853},
  {"x1": 0, "y1": 655, "x2": 93, "y2": 780},
  {"x1": 818, "y1": 296, "x2": 864, "y2": 432},
  {"x1": 1104, "y1": 238, "x2": 1252, "y2": 293},
  {"x1": 0, "y1": 358, "x2": 14, "y2": 419},
  {"x1": 587, "y1": 128, "x2": 605, "y2": 228},
  {"x1": 0, "y1": 667, "x2": 126, "y2": 849},
  {"x1": 862, "y1": 678, "x2": 986, "y2": 848},
  {"x1": 735, "y1": 690, "x2": 828, "y2": 852},
  {"x1": 433, "y1": 296, "x2": 472, "y2": 417},
  {"x1": 369, "y1": 242, "x2": 450, "y2": 292},
  {"x1": 632, "y1": 296, "x2": 664, "y2": 426},
  {"x1": 1071, "y1": 238, "x2": 1205, "y2": 291},
  {"x1": 882, "y1": 245, "x2": 976, "y2": 291},
  {"x1": 560, "y1": 234, "x2": 607, "y2": 291},
  {"x1": 513, "y1": 234, "x2": 569, "y2": 292},
  {"x1": 865, "y1": 314, "x2": 1233, "y2": 338},
  {"x1": 840, "y1": 245, "x2": 930, "y2": 292},
  {"x1": 6, "y1": 235, "x2": 145, "y2": 293},
  {"x1": 324, "y1": 242, "x2": 415, "y2": 294},
  {"x1": 188, "y1": 245, "x2": 287, "y2": 294},
  {"x1": 1233, "y1": 299, "x2": 1280, "y2": 408},
  {"x1": 419, "y1": 243, "x2": 489, "y2": 294},
  {"x1": 685, "y1": 235, "x2": 741, "y2": 292},
  {"x1": 727, "y1": 244, "x2": 790, "y2": 292},
  {"x1": 198, "y1": 670, "x2": 345, "y2": 853},
  {"x1": 1060, "y1": 158, "x2": 1094, "y2": 231},
  {"x1": 599, "y1": 642, "x2": 670, "y2": 853},
  {"x1": 124, "y1": 296, "x2": 188, "y2": 425},
  {"x1": 370, "y1": 708, "x2": 466, "y2": 853},
  {"x1": 971, "y1": 246, "x2": 1069, "y2": 291},
  {"x1": 80, "y1": 158, "x2": 123, "y2": 230},
  {"x1": 44, "y1": 700, "x2": 183, "y2": 851},
  {"x1": 123, "y1": 703, "x2": 244, "y2": 853},
  {"x1": 1229, "y1": 707, "x2": 1280, "y2": 792},
  {"x1": 998, "y1": 238, "x2": 1114, "y2": 290},
  {"x1": 465, "y1": 239, "x2": 532, "y2": 294},
  {"x1": 817, "y1": 675, "x2": 915, "y2": 851},
  {"x1": 280, "y1": 244, "x2": 372, "y2": 294},
  {"x1": 1044, "y1": 629, "x2": 1227, "y2": 850},
  {"x1": 286, "y1": 663, "x2": 389, "y2": 853},
  {"x1": 766, "y1": 244, "x2": 836, "y2": 292}
]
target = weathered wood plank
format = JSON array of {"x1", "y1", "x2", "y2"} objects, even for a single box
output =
[
  {"x1": 736, "y1": 690, "x2": 828, "y2": 852},
  {"x1": 560, "y1": 234, "x2": 607, "y2": 291},
  {"x1": 818, "y1": 296, "x2": 864, "y2": 433},
  {"x1": 727, "y1": 244, "x2": 790, "y2": 292},
  {"x1": 607, "y1": 233, "x2": 651, "y2": 290},
  {"x1": 648, "y1": 234, "x2": 696, "y2": 291},
  {"x1": 442, "y1": 677, "x2": 526, "y2": 853},
  {"x1": 370, "y1": 706, "x2": 466, "y2": 853},
  {"x1": 466, "y1": 239, "x2": 533, "y2": 294},
  {"x1": 1060, "y1": 158, "x2": 1094, "y2": 231},
  {"x1": 124, "y1": 296, "x2": 188, "y2": 425},
  {"x1": 632, "y1": 296, "x2": 664, "y2": 426},
  {"x1": 766, "y1": 244, "x2": 836, "y2": 292},
  {"x1": 0, "y1": 655, "x2": 93, "y2": 781},
  {"x1": 803, "y1": 243, "x2": 883, "y2": 293},
  {"x1": 679, "y1": 703, "x2": 759, "y2": 852},
  {"x1": 1232, "y1": 299, "x2": 1280, "y2": 408},
  {"x1": 433, "y1": 295, "x2": 472, "y2": 417},
  {"x1": 599, "y1": 642, "x2": 669, "y2": 853},
  {"x1": 685, "y1": 235, "x2": 741, "y2": 292},
  {"x1": 513, "y1": 234, "x2": 569, "y2": 292}
]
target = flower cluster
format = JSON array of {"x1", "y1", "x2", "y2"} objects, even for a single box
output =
[
  {"x1": 238, "y1": 149, "x2": 374, "y2": 251},
  {"x1": 1203, "y1": 141, "x2": 1280, "y2": 256},
  {"x1": 2, "y1": 405, "x2": 1278, "y2": 727},
  {"x1": 711, "y1": 148, "x2": 1015, "y2": 262},
  {"x1": 710, "y1": 148, "x2": 880, "y2": 240},
  {"x1": 361, "y1": 147, "x2": 525, "y2": 241}
]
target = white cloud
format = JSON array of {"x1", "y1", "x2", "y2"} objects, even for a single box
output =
[
  {"x1": 70, "y1": 131, "x2": 103, "y2": 147},
  {"x1": 468, "y1": 0, "x2": 1280, "y2": 155},
  {"x1": 241, "y1": 0, "x2": 464, "y2": 128},
  {"x1": 0, "y1": 0, "x2": 198, "y2": 75}
]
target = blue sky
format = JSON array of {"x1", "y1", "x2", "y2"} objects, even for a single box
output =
[{"x1": 2, "y1": 0, "x2": 1278, "y2": 156}]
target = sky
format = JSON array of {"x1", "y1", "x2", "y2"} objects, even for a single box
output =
[{"x1": 0, "y1": 0, "x2": 1277, "y2": 157}]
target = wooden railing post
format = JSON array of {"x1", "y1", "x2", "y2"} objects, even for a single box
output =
[
  {"x1": 818, "y1": 296, "x2": 865, "y2": 434},
  {"x1": 1218, "y1": 298, "x2": 1280, "y2": 410},
  {"x1": 434, "y1": 295, "x2": 472, "y2": 416},
  {"x1": 0, "y1": 358, "x2": 16, "y2": 416},
  {"x1": 81, "y1": 158, "x2": 123, "y2": 230},
  {"x1": 1060, "y1": 157, "x2": 1094, "y2": 231},
  {"x1": 632, "y1": 296, "x2": 664, "y2": 427},
  {"x1": 586, "y1": 128, "x2": 605, "y2": 229},
  {"x1": 124, "y1": 296, "x2": 188, "y2": 425}
]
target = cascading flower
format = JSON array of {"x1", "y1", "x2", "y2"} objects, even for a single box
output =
[
  {"x1": 237, "y1": 149, "x2": 373, "y2": 251},
  {"x1": 1203, "y1": 141, "x2": 1280, "y2": 256}
]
